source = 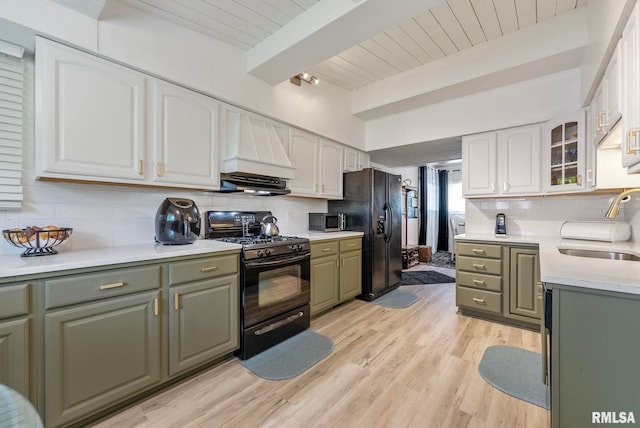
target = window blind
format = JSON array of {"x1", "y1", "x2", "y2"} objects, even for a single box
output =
[{"x1": 0, "y1": 53, "x2": 24, "y2": 209}]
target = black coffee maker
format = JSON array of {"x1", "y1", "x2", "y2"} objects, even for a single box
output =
[{"x1": 155, "y1": 198, "x2": 201, "y2": 245}]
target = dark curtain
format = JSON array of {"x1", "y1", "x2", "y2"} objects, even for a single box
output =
[
  {"x1": 418, "y1": 166, "x2": 427, "y2": 245},
  {"x1": 437, "y1": 170, "x2": 449, "y2": 251}
]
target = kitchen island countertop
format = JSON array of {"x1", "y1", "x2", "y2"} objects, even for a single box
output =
[{"x1": 456, "y1": 233, "x2": 640, "y2": 295}]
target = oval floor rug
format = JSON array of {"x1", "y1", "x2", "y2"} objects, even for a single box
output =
[
  {"x1": 373, "y1": 289, "x2": 419, "y2": 308},
  {"x1": 478, "y1": 345, "x2": 550, "y2": 409},
  {"x1": 240, "y1": 330, "x2": 334, "y2": 381}
]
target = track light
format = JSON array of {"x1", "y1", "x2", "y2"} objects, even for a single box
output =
[{"x1": 290, "y1": 72, "x2": 319, "y2": 86}]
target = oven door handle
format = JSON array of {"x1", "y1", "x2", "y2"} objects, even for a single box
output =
[{"x1": 244, "y1": 253, "x2": 310, "y2": 267}]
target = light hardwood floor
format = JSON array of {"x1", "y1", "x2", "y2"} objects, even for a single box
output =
[{"x1": 95, "y1": 277, "x2": 549, "y2": 428}]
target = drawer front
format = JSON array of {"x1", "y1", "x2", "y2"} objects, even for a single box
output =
[
  {"x1": 0, "y1": 283, "x2": 30, "y2": 319},
  {"x1": 457, "y1": 242, "x2": 502, "y2": 259},
  {"x1": 339, "y1": 238, "x2": 361, "y2": 252},
  {"x1": 311, "y1": 241, "x2": 339, "y2": 258},
  {"x1": 457, "y1": 271, "x2": 502, "y2": 292},
  {"x1": 44, "y1": 265, "x2": 161, "y2": 309},
  {"x1": 457, "y1": 256, "x2": 502, "y2": 275},
  {"x1": 168, "y1": 254, "x2": 238, "y2": 285},
  {"x1": 456, "y1": 286, "x2": 502, "y2": 314}
]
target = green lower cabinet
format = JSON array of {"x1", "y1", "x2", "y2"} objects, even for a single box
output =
[
  {"x1": 310, "y1": 255, "x2": 340, "y2": 315},
  {"x1": 0, "y1": 318, "x2": 30, "y2": 398},
  {"x1": 168, "y1": 275, "x2": 239, "y2": 377},
  {"x1": 507, "y1": 247, "x2": 541, "y2": 320},
  {"x1": 552, "y1": 286, "x2": 640, "y2": 428},
  {"x1": 44, "y1": 290, "x2": 161, "y2": 428},
  {"x1": 339, "y1": 250, "x2": 362, "y2": 301}
]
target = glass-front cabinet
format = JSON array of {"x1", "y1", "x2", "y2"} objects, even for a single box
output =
[{"x1": 544, "y1": 111, "x2": 586, "y2": 193}]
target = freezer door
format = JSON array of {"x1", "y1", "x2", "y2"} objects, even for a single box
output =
[{"x1": 371, "y1": 170, "x2": 389, "y2": 296}]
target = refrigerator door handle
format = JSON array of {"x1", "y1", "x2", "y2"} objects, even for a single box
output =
[{"x1": 385, "y1": 204, "x2": 393, "y2": 242}]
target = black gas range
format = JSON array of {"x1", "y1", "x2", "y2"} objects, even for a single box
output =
[{"x1": 205, "y1": 211, "x2": 311, "y2": 359}]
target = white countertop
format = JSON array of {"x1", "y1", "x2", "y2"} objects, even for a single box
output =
[
  {"x1": 456, "y1": 233, "x2": 640, "y2": 295},
  {"x1": 0, "y1": 231, "x2": 365, "y2": 280},
  {"x1": 0, "y1": 240, "x2": 242, "y2": 279}
]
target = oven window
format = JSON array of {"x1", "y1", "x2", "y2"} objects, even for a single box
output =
[{"x1": 258, "y1": 265, "x2": 302, "y2": 307}]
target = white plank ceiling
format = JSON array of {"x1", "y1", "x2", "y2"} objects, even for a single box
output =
[{"x1": 118, "y1": 0, "x2": 587, "y2": 90}]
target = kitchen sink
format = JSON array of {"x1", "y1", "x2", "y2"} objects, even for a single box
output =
[{"x1": 558, "y1": 248, "x2": 640, "y2": 261}]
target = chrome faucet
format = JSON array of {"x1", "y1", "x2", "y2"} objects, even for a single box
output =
[{"x1": 604, "y1": 188, "x2": 640, "y2": 219}]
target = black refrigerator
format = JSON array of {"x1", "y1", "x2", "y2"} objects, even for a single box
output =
[{"x1": 328, "y1": 168, "x2": 402, "y2": 301}]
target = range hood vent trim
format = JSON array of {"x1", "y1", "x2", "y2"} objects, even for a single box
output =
[{"x1": 216, "y1": 172, "x2": 291, "y2": 196}]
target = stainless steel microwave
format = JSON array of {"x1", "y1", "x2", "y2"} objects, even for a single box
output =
[{"x1": 308, "y1": 213, "x2": 346, "y2": 232}]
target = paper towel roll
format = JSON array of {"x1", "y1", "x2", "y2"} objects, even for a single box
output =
[{"x1": 560, "y1": 221, "x2": 631, "y2": 242}]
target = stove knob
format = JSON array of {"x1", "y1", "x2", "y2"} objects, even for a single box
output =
[
  {"x1": 257, "y1": 249, "x2": 265, "y2": 257},
  {"x1": 265, "y1": 248, "x2": 272, "y2": 256},
  {"x1": 296, "y1": 244, "x2": 303, "y2": 251}
]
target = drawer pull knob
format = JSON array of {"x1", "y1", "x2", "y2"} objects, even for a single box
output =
[
  {"x1": 472, "y1": 249, "x2": 485, "y2": 254},
  {"x1": 472, "y1": 297, "x2": 486, "y2": 304},
  {"x1": 201, "y1": 266, "x2": 218, "y2": 273},
  {"x1": 322, "y1": 248, "x2": 331, "y2": 252},
  {"x1": 472, "y1": 263, "x2": 485, "y2": 269},
  {"x1": 472, "y1": 279, "x2": 486, "y2": 285},
  {"x1": 348, "y1": 243, "x2": 356, "y2": 247},
  {"x1": 99, "y1": 281, "x2": 125, "y2": 290}
]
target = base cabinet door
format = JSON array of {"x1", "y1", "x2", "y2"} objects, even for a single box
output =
[
  {"x1": 0, "y1": 318, "x2": 29, "y2": 398},
  {"x1": 310, "y1": 256, "x2": 339, "y2": 316},
  {"x1": 168, "y1": 275, "x2": 239, "y2": 377},
  {"x1": 508, "y1": 247, "x2": 541, "y2": 320},
  {"x1": 44, "y1": 291, "x2": 161, "y2": 428},
  {"x1": 340, "y1": 250, "x2": 362, "y2": 301}
]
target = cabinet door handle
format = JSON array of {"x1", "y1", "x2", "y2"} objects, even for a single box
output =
[
  {"x1": 138, "y1": 160, "x2": 144, "y2": 175},
  {"x1": 628, "y1": 129, "x2": 640, "y2": 154},
  {"x1": 586, "y1": 169, "x2": 593, "y2": 183},
  {"x1": 472, "y1": 263, "x2": 485, "y2": 269},
  {"x1": 597, "y1": 111, "x2": 606, "y2": 130},
  {"x1": 157, "y1": 162, "x2": 164, "y2": 177},
  {"x1": 322, "y1": 248, "x2": 331, "y2": 252},
  {"x1": 153, "y1": 297, "x2": 159, "y2": 316},
  {"x1": 201, "y1": 266, "x2": 218, "y2": 273},
  {"x1": 472, "y1": 249, "x2": 485, "y2": 254},
  {"x1": 174, "y1": 293, "x2": 180, "y2": 311},
  {"x1": 99, "y1": 281, "x2": 125, "y2": 290},
  {"x1": 491, "y1": 181, "x2": 496, "y2": 192},
  {"x1": 503, "y1": 182, "x2": 508, "y2": 192},
  {"x1": 472, "y1": 297, "x2": 485, "y2": 304},
  {"x1": 336, "y1": 258, "x2": 339, "y2": 267},
  {"x1": 472, "y1": 279, "x2": 486, "y2": 286},
  {"x1": 348, "y1": 243, "x2": 357, "y2": 247}
]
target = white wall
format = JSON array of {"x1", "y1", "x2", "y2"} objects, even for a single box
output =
[
  {"x1": 365, "y1": 68, "x2": 581, "y2": 151},
  {"x1": 0, "y1": 0, "x2": 365, "y2": 149}
]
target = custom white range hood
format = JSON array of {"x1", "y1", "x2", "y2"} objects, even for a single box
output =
[{"x1": 221, "y1": 108, "x2": 295, "y2": 180}]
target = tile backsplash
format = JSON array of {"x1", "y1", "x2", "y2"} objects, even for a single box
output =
[
  {"x1": 0, "y1": 182, "x2": 327, "y2": 256},
  {"x1": 465, "y1": 193, "x2": 640, "y2": 242}
]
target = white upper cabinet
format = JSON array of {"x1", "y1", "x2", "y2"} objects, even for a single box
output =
[
  {"x1": 621, "y1": 3, "x2": 640, "y2": 171},
  {"x1": 591, "y1": 41, "x2": 622, "y2": 147},
  {"x1": 462, "y1": 125, "x2": 540, "y2": 197},
  {"x1": 543, "y1": 110, "x2": 587, "y2": 193},
  {"x1": 343, "y1": 146, "x2": 370, "y2": 172},
  {"x1": 498, "y1": 125, "x2": 541, "y2": 195},
  {"x1": 36, "y1": 38, "x2": 146, "y2": 182},
  {"x1": 149, "y1": 80, "x2": 219, "y2": 189},
  {"x1": 288, "y1": 128, "x2": 343, "y2": 199},
  {"x1": 35, "y1": 38, "x2": 221, "y2": 190},
  {"x1": 462, "y1": 132, "x2": 497, "y2": 196}
]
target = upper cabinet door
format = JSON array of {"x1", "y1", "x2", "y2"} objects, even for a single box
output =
[
  {"x1": 462, "y1": 132, "x2": 497, "y2": 196},
  {"x1": 319, "y1": 139, "x2": 343, "y2": 198},
  {"x1": 149, "y1": 80, "x2": 219, "y2": 189},
  {"x1": 622, "y1": 3, "x2": 640, "y2": 169},
  {"x1": 35, "y1": 38, "x2": 146, "y2": 182},
  {"x1": 498, "y1": 125, "x2": 541, "y2": 195},
  {"x1": 543, "y1": 111, "x2": 586, "y2": 193},
  {"x1": 605, "y1": 40, "x2": 622, "y2": 131},
  {"x1": 343, "y1": 146, "x2": 359, "y2": 172},
  {"x1": 288, "y1": 129, "x2": 319, "y2": 196}
]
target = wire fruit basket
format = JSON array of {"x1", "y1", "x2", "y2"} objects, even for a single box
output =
[{"x1": 2, "y1": 227, "x2": 73, "y2": 257}]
